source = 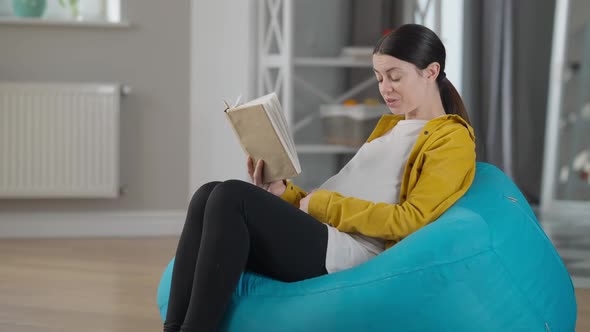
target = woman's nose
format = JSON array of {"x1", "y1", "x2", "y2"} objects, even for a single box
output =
[{"x1": 381, "y1": 81, "x2": 394, "y2": 93}]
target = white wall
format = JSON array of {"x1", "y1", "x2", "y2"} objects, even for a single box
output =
[
  {"x1": 0, "y1": 1, "x2": 191, "y2": 212},
  {"x1": 0, "y1": 1, "x2": 191, "y2": 237},
  {"x1": 190, "y1": 0, "x2": 256, "y2": 193}
]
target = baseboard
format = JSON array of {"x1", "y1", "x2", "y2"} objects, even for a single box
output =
[
  {"x1": 0, "y1": 210, "x2": 185, "y2": 238},
  {"x1": 573, "y1": 277, "x2": 590, "y2": 289}
]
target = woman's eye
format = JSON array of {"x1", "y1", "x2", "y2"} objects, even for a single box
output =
[{"x1": 390, "y1": 76, "x2": 401, "y2": 82}]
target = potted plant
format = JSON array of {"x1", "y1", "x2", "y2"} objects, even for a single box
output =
[
  {"x1": 59, "y1": 0, "x2": 79, "y2": 20},
  {"x1": 12, "y1": 0, "x2": 47, "y2": 18},
  {"x1": 12, "y1": 0, "x2": 80, "y2": 19}
]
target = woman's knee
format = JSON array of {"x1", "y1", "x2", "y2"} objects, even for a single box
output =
[
  {"x1": 207, "y1": 179, "x2": 253, "y2": 207},
  {"x1": 189, "y1": 181, "x2": 222, "y2": 209},
  {"x1": 222, "y1": 179, "x2": 252, "y2": 191}
]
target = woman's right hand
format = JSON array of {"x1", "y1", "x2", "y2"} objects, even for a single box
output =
[{"x1": 247, "y1": 156, "x2": 287, "y2": 196}]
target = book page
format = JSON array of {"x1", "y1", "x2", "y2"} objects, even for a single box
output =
[
  {"x1": 233, "y1": 92, "x2": 272, "y2": 109},
  {"x1": 235, "y1": 92, "x2": 299, "y2": 172},
  {"x1": 261, "y1": 94, "x2": 301, "y2": 173}
]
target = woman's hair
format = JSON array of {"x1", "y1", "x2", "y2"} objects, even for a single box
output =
[{"x1": 373, "y1": 24, "x2": 471, "y2": 125}]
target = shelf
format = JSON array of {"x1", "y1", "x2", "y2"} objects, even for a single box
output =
[
  {"x1": 0, "y1": 17, "x2": 131, "y2": 28},
  {"x1": 261, "y1": 55, "x2": 372, "y2": 68},
  {"x1": 296, "y1": 144, "x2": 358, "y2": 154},
  {"x1": 295, "y1": 57, "x2": 373, "y2": 68}
]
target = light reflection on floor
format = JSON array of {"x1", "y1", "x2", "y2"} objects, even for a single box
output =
[{"x1": 541, "y1": 217, "x2": 590, "y2": 289}]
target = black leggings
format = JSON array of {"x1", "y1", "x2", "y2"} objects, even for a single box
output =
[{"x1": 163, "y1": 180, "x2": 329, "y2": 332}]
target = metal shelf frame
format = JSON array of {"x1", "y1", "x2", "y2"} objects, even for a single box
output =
[{"x1": 257, "y1": 0, "x2": 442, "y2": 154}]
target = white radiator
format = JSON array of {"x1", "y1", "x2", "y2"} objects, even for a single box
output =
[{"x1": 0, "y1": 82, "x2": 121, "y2": 198}]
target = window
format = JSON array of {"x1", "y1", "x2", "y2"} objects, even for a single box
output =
[
  {"x1": 413, "y1": 0, "x2": 464, "y2": 95},
  {"x1": 0, "y1": 0, "x2": 122, "y2": 23}
]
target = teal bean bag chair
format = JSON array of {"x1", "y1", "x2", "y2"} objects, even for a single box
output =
[{"x1": 157, "y1": 162, "x2": 577, "y2": 331}]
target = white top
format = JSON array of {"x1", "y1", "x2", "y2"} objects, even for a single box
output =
[{"x1": 319, "y1": 119, "x2": 428, "y2": 273}]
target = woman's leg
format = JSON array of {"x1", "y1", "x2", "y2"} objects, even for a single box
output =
[
  {"x1": 163, "y1": 181, "x2": 221, "y2": 332},
  {"x1": 181, "y1": 179, "x2": 328, "y2": 332}
]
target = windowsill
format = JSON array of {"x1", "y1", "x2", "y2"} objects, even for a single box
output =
[{"x1": 0, "y1": 17, "x2": 130, "y2": 28}]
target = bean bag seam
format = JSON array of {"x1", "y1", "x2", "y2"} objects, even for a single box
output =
[
  {"x1": 236, "y1": 248, "x2": 493, "y2": 299},
  {"x1": 492, "y1": 200, "x2": 577, "y2": 329},
  {"x1": 490, "y1": 247, "x2": 547, "y2": 328},
  {"x1": 509, "y1": 197, "x2": 577, "y2": 296}
]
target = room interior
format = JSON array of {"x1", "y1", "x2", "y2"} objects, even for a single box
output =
[{"x1": 0, "y1": 0, "x2": 588, "y2": 331}]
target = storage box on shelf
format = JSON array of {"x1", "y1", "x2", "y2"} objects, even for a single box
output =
[{"x1": 320, "y1": 103, "x2": 388, "y2": 147}]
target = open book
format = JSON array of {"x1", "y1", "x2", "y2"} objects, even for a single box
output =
[{"x1": 224, "y1": 92, "x2": 301, "y2": 183}]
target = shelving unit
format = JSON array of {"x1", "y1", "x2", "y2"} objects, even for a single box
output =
[
  {"x1": 294, "y1": 57, "x2": 372, "y2": 67},
  {"x1": 258, "y1": 0, "x2": 379, "y2": 157},
  {"x1": 256, "y1": 0, "x2": 443, "y2": 187},
  {"x1": 295, "y1": 144, "x2": 358, "y2": 154},
  {"x1": 541, "y1": 0, "x2": 590, "y2": 217},
  {"x1": 257, "y1": 0, "x2": 442, "y2": 150},
  {"x1": 263, "y1": 56, "x2": 373, "y2": 68},
  {"x1": 561, "y1": 22, "x2": 590, "y2": 199}
]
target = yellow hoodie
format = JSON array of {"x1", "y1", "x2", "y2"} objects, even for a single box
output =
[{"x1": 280, "y1": 114, "x2": 476, "y2": 249}]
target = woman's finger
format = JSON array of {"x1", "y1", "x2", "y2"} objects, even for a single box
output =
[
  {"x1": 253, "y1": 159, "x2": 264, "y2": 186},
  {"x1": 247, "y1": 156, "x2": 255, "y2": 180}
]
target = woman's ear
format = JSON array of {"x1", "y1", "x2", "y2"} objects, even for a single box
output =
[{"x1": 423, "y1": 62, "x2": 441, "y2": 81}]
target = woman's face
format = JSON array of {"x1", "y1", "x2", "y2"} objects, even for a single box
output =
[{"x1": 373, "y1": 53, "x2": 428, "y2": 115}]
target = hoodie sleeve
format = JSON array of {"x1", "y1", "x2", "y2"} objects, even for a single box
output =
[
  {"x1": 280, "y1": 181, "x2": 308, "y2": 208},
  {"x1": 307, "y1": 126, "x2": 476, "y2": 243}
]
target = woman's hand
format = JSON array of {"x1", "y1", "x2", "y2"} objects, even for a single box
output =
[
  {"x1": 299, "y1": 190, "x2": 317, "y2": 213},
  {"x1": 247, "y1": 156, "x2": 286, "y2": 196}
]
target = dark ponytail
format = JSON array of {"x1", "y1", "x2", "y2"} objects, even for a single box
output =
[
  {"x1": 437, "y1": 76, "x2": 471, "y2": 124},
  {"x1": 374, "y1": 24, "x2": 471, "y2": 125}
]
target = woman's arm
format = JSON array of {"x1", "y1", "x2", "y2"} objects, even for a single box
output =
[{"x1": 307, "y1": 126, "x2": 476, "y2": 243}]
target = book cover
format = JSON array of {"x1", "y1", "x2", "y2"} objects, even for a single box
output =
[{"x1": 224, "y1": 93, "x2": 300, "y2": 183}]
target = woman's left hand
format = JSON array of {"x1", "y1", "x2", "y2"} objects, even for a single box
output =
[{"x1": 299, "y1": 190, "x2": 317, "y2": 213}]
